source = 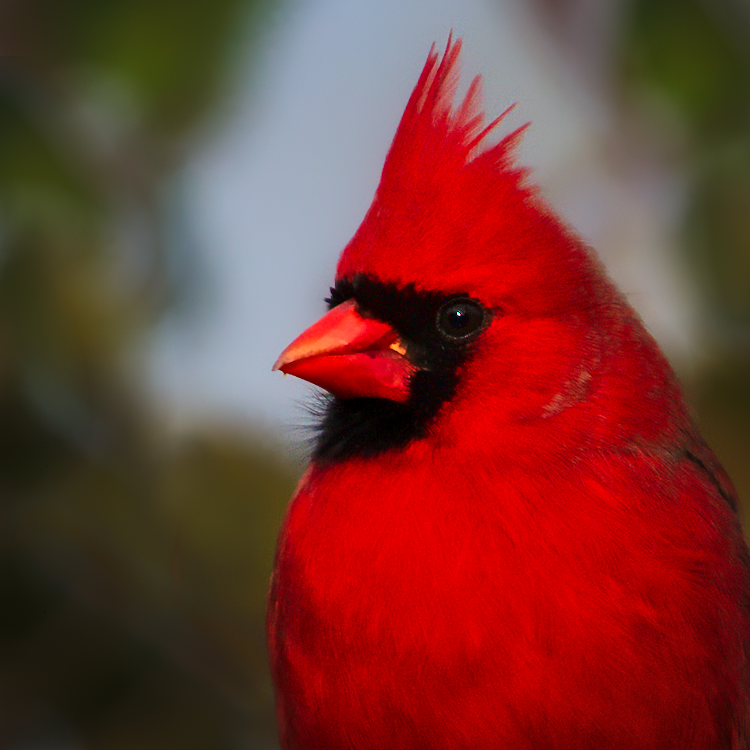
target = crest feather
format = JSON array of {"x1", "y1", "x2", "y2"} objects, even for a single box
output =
[
  {"x1": 337, "y1": 37, "x2": 592, "y2": 314},
  {"x1": 384, "y1": 35, "x2": 520, "y2": 178}
]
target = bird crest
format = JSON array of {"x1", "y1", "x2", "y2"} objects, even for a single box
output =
[
  {"x1": 334, "y1": 37, "x2": 579, "y2": 310},
  {"x1": 386, "y1": 35, "x2": 521, "y2": 181}
]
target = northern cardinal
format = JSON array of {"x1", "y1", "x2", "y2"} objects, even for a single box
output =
[{"x1": 269, "y1": 38, "x2": 750, "y2": 749}]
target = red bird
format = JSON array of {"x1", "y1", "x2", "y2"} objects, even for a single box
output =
[{"x1": 269, "y1": 38, "x2": 750, "y2": 749}]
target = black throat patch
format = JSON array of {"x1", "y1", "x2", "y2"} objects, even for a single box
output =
[{"x1": 310, "y1": 274, "x2": 491, "y2": 464}]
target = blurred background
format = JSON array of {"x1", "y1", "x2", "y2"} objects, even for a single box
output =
[{"x1": 0, "y1": 0, "x2": 748, "y2": 747}]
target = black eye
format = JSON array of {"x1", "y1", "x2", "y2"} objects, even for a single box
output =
[{"x1": 436, "y1": 299, "x2": 487, "y2": 341}]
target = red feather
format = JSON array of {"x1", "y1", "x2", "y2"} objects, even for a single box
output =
[{"x1": 269, "y1": 37, "x2": 750, "y2": 749}]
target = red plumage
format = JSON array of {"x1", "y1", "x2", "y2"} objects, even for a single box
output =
[{"x1": 269, "y1": 38, "x2": 750, "y2": 749}]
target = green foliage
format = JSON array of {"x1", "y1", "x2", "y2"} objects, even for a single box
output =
[
  {"x1": 685, "y1": 142, "x2": 750, "y2": 331},
  {"x1": 622, "y1": 0, "x2": 750, "y2": 142},
  {"x1": 620, "y1": 0, "x2": 750, "y2": 340},
  {"x1": 0, "y1": 0, "x2": 288, "y2": 746}
]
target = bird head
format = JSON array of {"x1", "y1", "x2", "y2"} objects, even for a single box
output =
[{"x1": 273, "y1": 38, "x2": 685, "y2": 465}]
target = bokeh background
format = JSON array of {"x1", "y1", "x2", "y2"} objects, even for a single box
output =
[{"x1": 0, "y1": 0, "x2": 748, "y2": 747}]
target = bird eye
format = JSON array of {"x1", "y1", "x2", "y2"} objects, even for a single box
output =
[{"x1": 436, "y1": 299, "x2": 487, "y2": 341}]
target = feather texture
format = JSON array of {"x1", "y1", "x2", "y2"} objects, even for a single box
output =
[{"x1": 269, "y1": 37, "x2": 750, "y2": 749}]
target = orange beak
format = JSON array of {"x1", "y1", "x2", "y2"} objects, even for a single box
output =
[{"x1": 272, "y1": 299, "x2": 416, "y2": 402}]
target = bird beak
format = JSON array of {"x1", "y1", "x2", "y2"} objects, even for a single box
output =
[{"x1": 272, "y1": 299, "x2": 416, "y2": 402}]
